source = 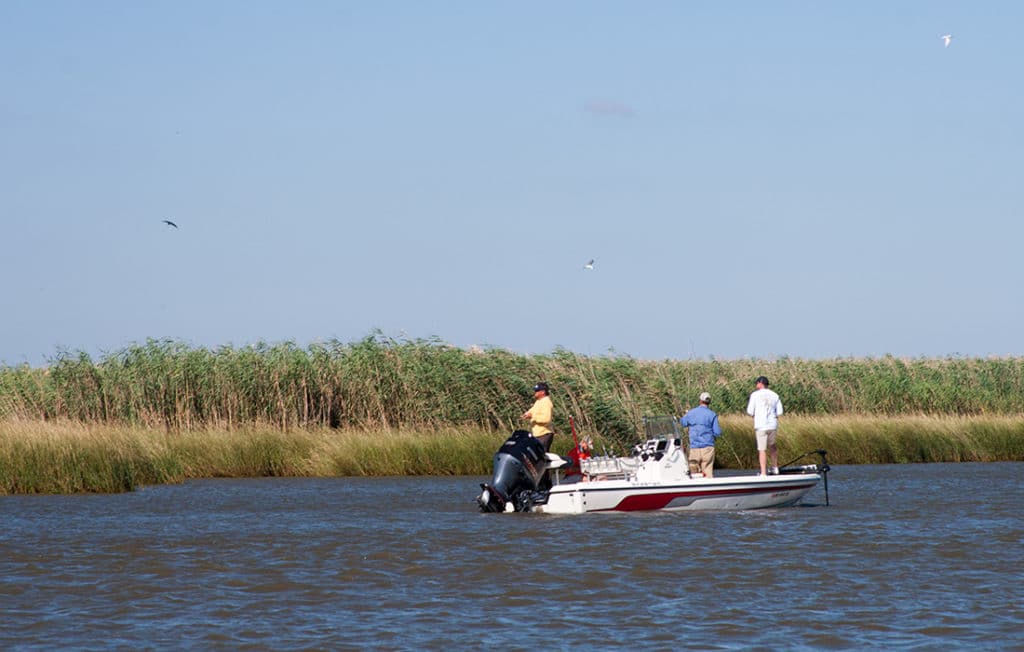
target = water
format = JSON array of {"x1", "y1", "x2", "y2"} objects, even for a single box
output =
[{"x1": 2, "y1": 463, "x2": 1022, "y2": 650}]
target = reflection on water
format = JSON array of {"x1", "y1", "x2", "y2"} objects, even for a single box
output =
[{"x1": 1, "y1": 463, "x2": 1022, "y2": 649}]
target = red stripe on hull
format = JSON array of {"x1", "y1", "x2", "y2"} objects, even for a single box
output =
[{"x1": 606, "y1": 482, "x2": 817, "y2": 512}]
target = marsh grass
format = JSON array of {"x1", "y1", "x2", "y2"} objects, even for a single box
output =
[
  {"x1": 1, "y1": 414, "x2": 1021, "y2": 494},
  {"x1": 0, "y1": 420, "x2": 505, "y2": 494},
  {"x1": 3, "y1": 336, "x2": 1024, "y2": 493},
  {"x1": 5, "y1": 337, "x2": 1024, "y2": 448},
  {"x1": 0, "y1": 421, "x2": 181, "y2": 493},
  {"x1": 714, "y1": 414, "x2": 1024, "y2": 467}
]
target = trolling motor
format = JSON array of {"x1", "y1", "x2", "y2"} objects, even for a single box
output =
[
  {"x1": 778, "y1": 449, "x2": 831, "y2": 506},
  {"x1": 477, "y1": 430, "x2": 551, "y2": 513}
]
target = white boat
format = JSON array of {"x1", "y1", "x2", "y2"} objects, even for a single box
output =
[{"x1": 477, "y1": 427, "x2": 829, "y2": 514}]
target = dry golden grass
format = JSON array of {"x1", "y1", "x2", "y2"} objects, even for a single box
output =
[
  {"x1": 2, "y1": 413, "x2": 1021, "y2": 494},
  {"x1": 0, "y1": 419, "x2": 504, "y2": 494},
  {"x1": 716, "y1": 413, "x2": 1024, "y2": 466}
]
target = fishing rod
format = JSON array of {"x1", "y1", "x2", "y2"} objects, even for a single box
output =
[{"x1": 778, "y1": 449, "x2": 831, "y2": 506}]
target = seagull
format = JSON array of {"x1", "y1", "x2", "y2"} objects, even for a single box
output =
[
  {"x1": 941, "y1": 34, "x2": 952, "y2": 48},
  {"x1": 162, "y1": 219, "x2": 178, "y2": 229},
  {"x1": 583, "y1": 259, "x2": 595, "y2": 270}
]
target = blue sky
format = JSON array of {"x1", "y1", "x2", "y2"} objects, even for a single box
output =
[{"x1": 2, "y1": 1, "x2": 1021, "y2": 365}]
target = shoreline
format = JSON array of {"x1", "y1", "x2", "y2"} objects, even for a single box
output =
[{"x1": 2, "y1": 413, "x2": 1022, "y2": 494}]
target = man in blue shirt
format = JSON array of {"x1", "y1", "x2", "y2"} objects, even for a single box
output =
[{"x1": 679, "y1": 391, "x2": 722, "y2": 478}]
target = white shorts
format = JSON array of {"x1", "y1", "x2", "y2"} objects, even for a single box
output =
[{"x1": 755, "y1": 429, "x2": 777, "y2": 451}]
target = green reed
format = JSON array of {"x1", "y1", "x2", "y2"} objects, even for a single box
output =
[{"x1": 4, "y1": 335, "x2": 1024, "y2": 453}]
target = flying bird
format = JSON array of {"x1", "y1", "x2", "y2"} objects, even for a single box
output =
[
  {"x1": 583, "y1": 259, "x2": 595, "y2": 270},
  {"x1": 162, "y1": 219, "x2": 178, "y2": 229},
  {"x1": 941, "y1": 34, "x2": 952, "y2": 48}
]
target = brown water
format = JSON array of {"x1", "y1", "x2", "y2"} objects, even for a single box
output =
[{"x1": 1, "y1": 463, "x2": 1022, "y2": 650}]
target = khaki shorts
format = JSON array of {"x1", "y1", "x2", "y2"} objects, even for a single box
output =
[{"x1": 755, "y1": 429, "x2": 777, "y2": 451}]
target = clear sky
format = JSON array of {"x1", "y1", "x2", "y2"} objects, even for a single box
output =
[{"x1": 2, "y1": 1, "x2": 1021, "y2": 365}]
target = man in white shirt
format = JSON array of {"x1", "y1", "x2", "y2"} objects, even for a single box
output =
[{"x1": 746, "y1": 376, "x2": 784, "y2": 476}]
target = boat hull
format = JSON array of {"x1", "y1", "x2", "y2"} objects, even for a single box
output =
[{"x1": 534, "y1": 474, "x2": 821, "y2": 514}]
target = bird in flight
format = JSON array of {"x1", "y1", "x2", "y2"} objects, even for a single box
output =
[
  {"x1": 941, "y1": 34, "x2": 952, "y2": 48},
  {"x1": 162, "y1": 219, "x2": 178, "y2": 229},
  {"x1": 583, "y1": 259, "x2": 595, "y2": 270}
]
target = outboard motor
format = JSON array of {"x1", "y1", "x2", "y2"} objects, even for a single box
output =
[{"x1": 477, "y1": 430, "x2": 549, "y2": 513}]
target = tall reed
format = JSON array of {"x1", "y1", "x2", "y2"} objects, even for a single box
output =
[{"x1": 4, "y1": 336, "x2": 1024, "y2": 452}]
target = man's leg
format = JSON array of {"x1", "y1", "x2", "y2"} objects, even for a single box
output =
[
  {"x1": 702, "y1": 447, "x2": 716, "y2": 478},
  {"x1": 756, "y1": 430, "x2": 768, "y2": 475},
  {"x1": 688, "y1": 451, "x2": 701, "y2": 476},
  {"x1": 767, "y1": 430, "x2": 778, "y2": 473},
  {"x1": 535, "y1": 432, "x2": 553, "y2": 452}
]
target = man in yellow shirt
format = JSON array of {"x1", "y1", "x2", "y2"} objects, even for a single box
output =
[{"x1": 521, "y1": 382, "x2": 554, "y2": 451}]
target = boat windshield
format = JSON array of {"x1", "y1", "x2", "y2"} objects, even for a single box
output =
[{"x1": 642, "y1": 415, "x2": 680, "y2": 440}]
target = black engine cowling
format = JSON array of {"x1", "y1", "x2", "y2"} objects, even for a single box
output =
[{"x1": 477, "y1": 430, "x2": 549, "y2": 513}]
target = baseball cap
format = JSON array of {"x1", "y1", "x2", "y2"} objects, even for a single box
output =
[
  {"x1": 755, "y1": 376, "x2": 769, "y2": 386},
  {"x1": 533, "y1": 382, "x2": 549, "y2": 392},
  {"x1": 699, "y1": 391, "x2": 712, "y2": 403}
]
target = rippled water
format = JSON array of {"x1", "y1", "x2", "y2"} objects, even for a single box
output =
[{"x1": 2, "y1": 463, "x2": 1022, "y2": 650}]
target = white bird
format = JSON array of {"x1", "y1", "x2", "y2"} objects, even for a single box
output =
[
  {"x1": 941, "y1": 34, "x2": 952, "y2": 48},
  {"x1": 583, "y1": 259, "x2": 595, "y2": 270}
]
